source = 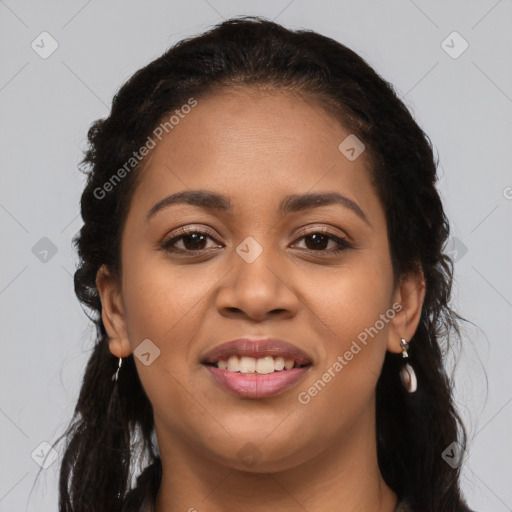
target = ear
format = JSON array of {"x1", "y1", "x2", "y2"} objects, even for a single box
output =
[
  {"x1": 95, "y1": 264, "x2": 132, "y2": 358},
  {"x1": 386, "y1": 267, "x2": 426, "y2": 355}
]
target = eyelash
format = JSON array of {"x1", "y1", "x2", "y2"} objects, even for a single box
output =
[{"x1": 160, "y1": 227, "x2": 351, "y2": 256}]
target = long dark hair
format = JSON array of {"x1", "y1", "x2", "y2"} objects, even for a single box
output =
[{"x1": 53, "y1": 15, "x2": 471, "y2": 512}]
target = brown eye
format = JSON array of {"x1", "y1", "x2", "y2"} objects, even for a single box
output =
[
  {"x1": 161, "y1": 229, "x2": 222, "y2": 254},
  {"x1": 177, "y1": 232, "x2": 208, "y2": 251},
  {"x1": 293, "y1": 230, "x2": 350, "y2": 254},
  {"x1": 303, "y1": 233, "x2": 330, "y2": 250}
]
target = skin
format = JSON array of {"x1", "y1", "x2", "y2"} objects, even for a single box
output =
[{"x1": 96, "y1": 87, "x2": 425, "y2": 512}]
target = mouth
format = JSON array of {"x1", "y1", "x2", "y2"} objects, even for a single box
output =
[
  {"x1": 201, "y1": 338, "x2": 313, "y2": 398},
  {"x1": 203, "y1": 355, "x2": 310, "y2": 373}
]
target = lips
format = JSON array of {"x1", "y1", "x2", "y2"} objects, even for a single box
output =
[
  {"x1": 200, "y1": 338, "x2": 313, "y2": 398},
  {"x1": 201, "y1": 338, "x2": 313, "y2": 367}
]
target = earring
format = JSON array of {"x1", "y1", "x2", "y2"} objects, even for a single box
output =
[
  {"x1": 112, "y1": 357, "x2": 123, "y2": 382},
  {"x1": 399, "y1": 338, "x2": 417, "y2": 393}
]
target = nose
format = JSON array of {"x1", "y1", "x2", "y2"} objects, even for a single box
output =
[{"x1": 214, "y1": 240, "x2": 300, "y2": 322}]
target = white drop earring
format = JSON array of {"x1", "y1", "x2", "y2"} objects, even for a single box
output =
[
  {"x1": 399, "y1": 338, "x2": 417, "y2": 393},
  {"x1": 112, "y1": 357, "x2": 123, "y2": 383}
]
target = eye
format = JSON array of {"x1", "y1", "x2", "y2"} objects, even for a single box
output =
[
  {"x1": 160, "y1": 228, "x2": 223, "y2": 254},
  {"x1": 292, "y1": 229, "x2": 351, "y2": 254},
  {"x1": 160, "y1": 227, "x2": 351, "y2": 256}
]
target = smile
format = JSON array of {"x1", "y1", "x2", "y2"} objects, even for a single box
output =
[
  {"x1": 201, "y1": 337, "x2": 313, "y2": 398},
  {"x1": 203, "y1": 357, "x2": 313, "y2": 399},
  {"x1": 206, "y1": 355, "x2": 310, "y2": 374}
]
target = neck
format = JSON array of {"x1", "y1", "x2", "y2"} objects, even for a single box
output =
[{"x1": 154, "y1": 407, "x2": 398, "y2": 512}]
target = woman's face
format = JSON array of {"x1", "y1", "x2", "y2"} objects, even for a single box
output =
[{"x1": 98, "y1": 87, "x2": 420, "y2": 472}]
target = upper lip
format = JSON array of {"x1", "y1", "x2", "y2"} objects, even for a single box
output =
[{"x1": 201, "y1": 338, "x2": 313, "y2": 365}]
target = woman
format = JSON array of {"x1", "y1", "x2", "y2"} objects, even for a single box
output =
[{"x1": 56, "y1": 16, "x2": 475, "y2": 512}]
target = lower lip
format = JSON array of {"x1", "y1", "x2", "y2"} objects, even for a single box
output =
[{"x1": 204, "y1": 365, "x2": 311, "y2": 399}]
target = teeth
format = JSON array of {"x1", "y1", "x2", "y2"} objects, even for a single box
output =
[
  {"x1": 239, "y1": 356, "x2": 256, "y2": 374},
  {"x1": 214, "y1": 355, "x2": 302, "y2": 373},
  {"x1": 227, "y1": 355, "x2": 239, "y2": 372},
  {"x1": 284, "y1": 359, "x2": 294, "y2": 370},
  {"x1": 274, "y1": 356, "x2": 285, "y2": 370},
  {"x1": 255, "y1": 356, "x2": 274, "y2": 374}
]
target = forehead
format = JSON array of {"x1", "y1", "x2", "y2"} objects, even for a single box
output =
[
  {"x1": 128, "y1": 87, "x2": 382, "y2": 223},
  {"x1": 151, "y1": 88, "x2": 353, "y2": 171}
]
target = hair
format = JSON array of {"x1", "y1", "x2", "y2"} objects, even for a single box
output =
[{"x1": 52, "y1": 15, "x2": 472, "y2": 512}]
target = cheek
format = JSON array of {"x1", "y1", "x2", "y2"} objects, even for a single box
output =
[
  {"x1": 303, "y1": 246, "x2": 394, "y2": 342},
  {"x1": 119, "y1": 252, "x2": 220, "y2": 407},
  {"x1": 121, "y1": 252, "x2": 217, "y2": 347},
  {"x1": 296, "y1": 252, "x2": 394, "y2": 416},
  {"x1": 119, "y1": 256, "x2": 221, "y2": 430}
]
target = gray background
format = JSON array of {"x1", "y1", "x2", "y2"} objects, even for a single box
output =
[{"x1": 0, "y1": 1, "x2": 511, "y2": 510}]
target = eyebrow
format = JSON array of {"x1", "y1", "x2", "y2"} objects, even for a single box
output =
[{"x1": 146, "y1": 189, "x2": 370, "y2": 225}]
